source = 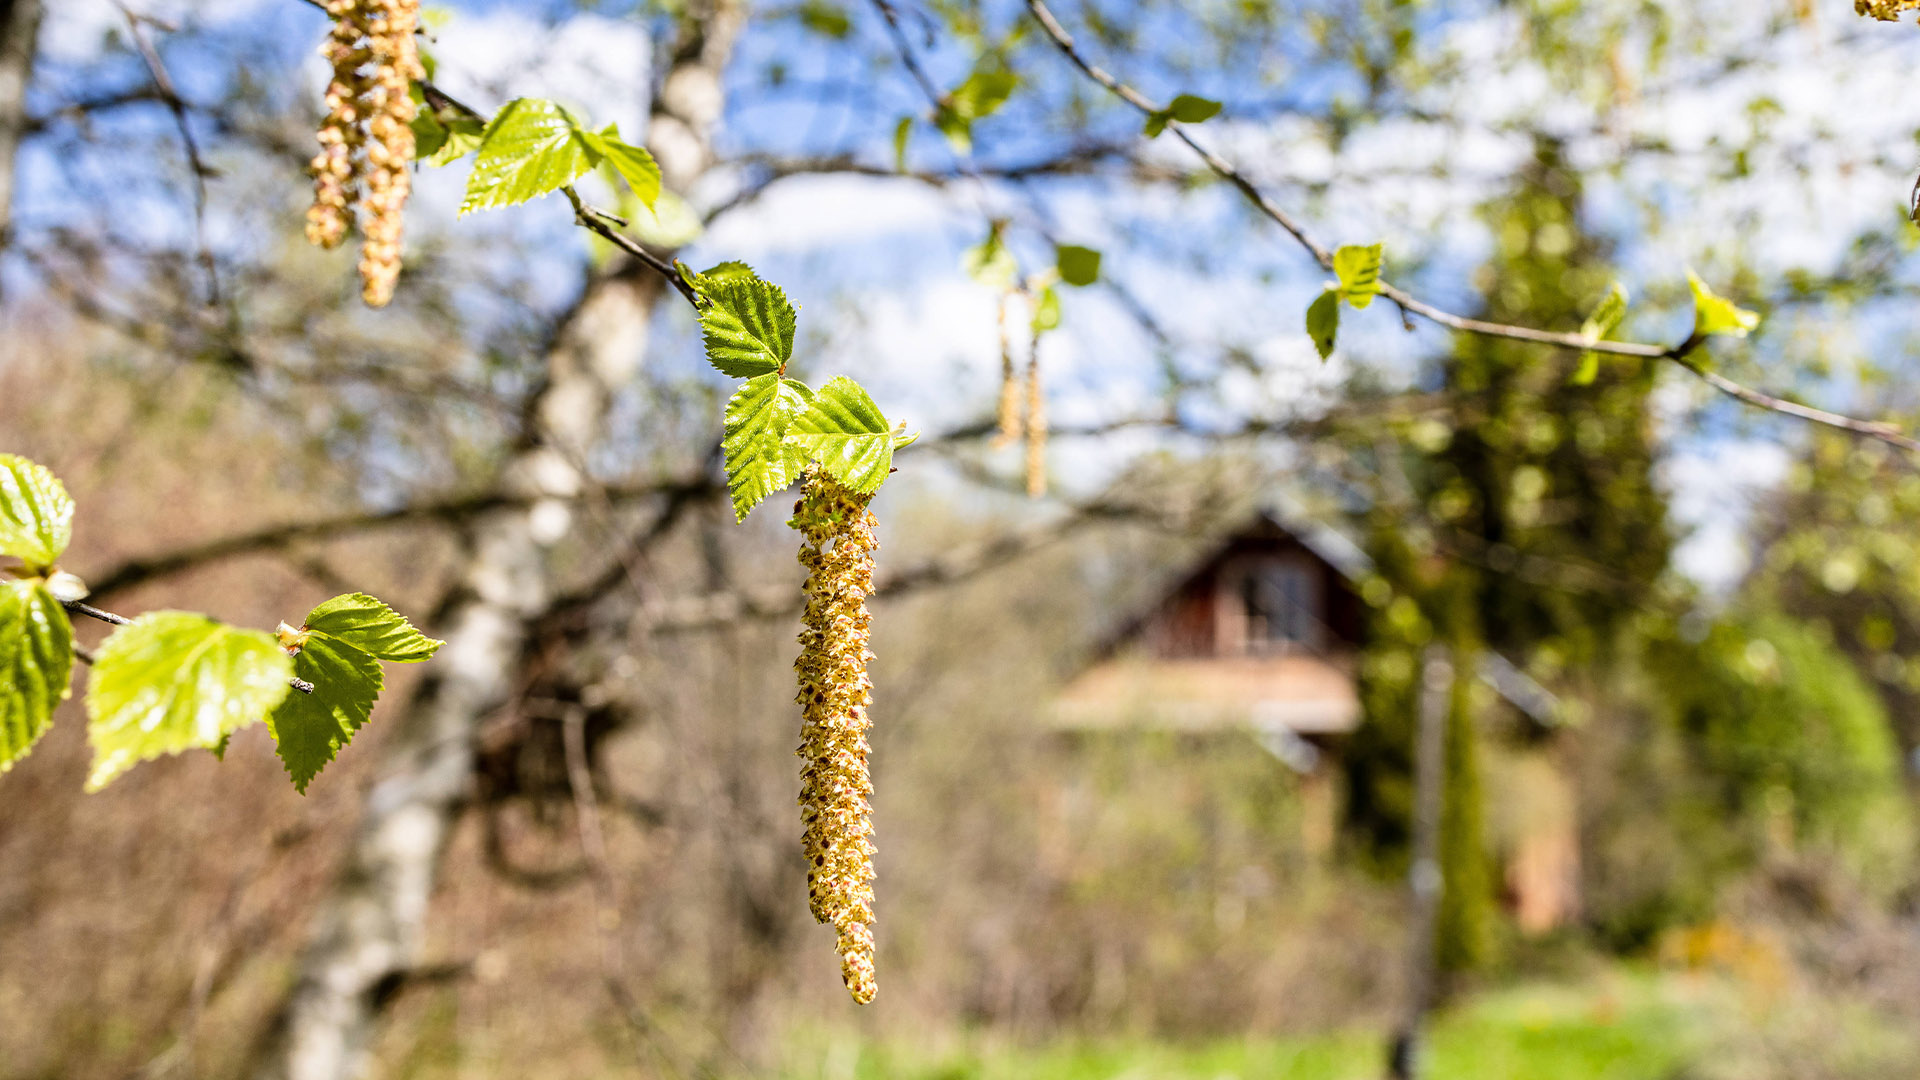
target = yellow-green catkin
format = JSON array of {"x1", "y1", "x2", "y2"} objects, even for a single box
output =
[
  {"x1": 993, "y1": 294, "x2": 1023, "y2": 449},
  {"x1": 305, "y1": 0, "x2": 423, "y2": 307},
  {"x1": 1023, "y1": 345, "x2": 1047, "y2": 498},
  {"x1": 305, "y1": 0, "x2": 368, "y2": 251},
  {"x1": 791, "y1": 470, "x2": 880, "y2": 1004},
  {"x1": 1858, "y1": 0, "x2": 1920, "y2": 20}
]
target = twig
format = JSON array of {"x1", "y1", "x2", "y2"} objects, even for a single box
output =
[
  {"x1": 561, "y1": 187, "x2": 701, "y2": 307},
  {"x1": 1020, "y1": 0, "x2": 1920, "y2": 458},
  {"x1": 83, "y1": 475, "x2": 714, "y2": 600},
  {"x1": 116, "y1": 2, "x2": 221, "y2": 307},
  {"x1": 63, "y1": 600, "x2": 316, "y2": 694},
  {"x1": 870, "y1": 0, "x2": 944, "y2": 108}
]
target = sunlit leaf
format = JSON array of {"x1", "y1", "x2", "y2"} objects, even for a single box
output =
[
  {"x1": 1573, "y1": 282, "x2": 1629, "y2": 386},
  {"x1": 459, "y1": 98, "x2": 596, "y2": 215},
  {"x1": 86, "y1": 613, "x2": 293, "y2": 791},
  {"x1": 627, "y1": 187, "x2": 703, "y2": 247},
  {"x1": 579, "y1": 124, "x2": 661, "y2": 208},
  {"x1": 1056, "y1": 244, "x2": 1101, "y2": 287},
  {"x1": 0, "y1": 454, "x2": 74, "y2": 571},
  {"x1": 1334, "y1": 243, "x2": 1383, "y2": 309},
  {"x1": 1688, "y1": 271, "x2": 1761, "y2": 339},
  {"x1": 893, "y1": 116, "x2": 913, "y2": 173},
  {"x1": 304, "y1": 592, "x2": 443, "y2": 663},
  {"x1": 268, "y1": 633, "x2": 382, "y2": 793},
  {"x1": 0, "y1": 579, "x2": 70, "y2": 773},
  {"x1": 963, "y1": 227, "x2": 1018, "y2": 290},
  {"x1": 798, "y1": 0, "x2": 852, "y2": 37},
  {"x1": 790, "y1": 377, "x2": 895, "y2": 494},
  {"x1": 1307, "y1": 287, "x2": 1340, "y2": 360},
  {"x1": 1031, "y1": 286, "x2": 1062, "y2": 334},
  {"x1": 724, "y1": 374, "x2": 814, "y2": 520},
  {"x1": 421, "y1": 114, "x2": 485, "y2": 167},
  {"x1": 697, "y1": 275, "x2": 799, "y2": 378},
  {"x1": 1144, "y1": 94, "x2": 1221, "y2": 137},
  {"x1": 264, "y1": 593, "x2": 438, "y2": 792}
]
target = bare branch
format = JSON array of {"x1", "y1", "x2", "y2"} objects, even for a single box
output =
[
  {"x1": 83, "y1": 476, "x2": 715, "y2": 600},
  {"x1": 1020, "y1": 0, "x2": 1920, "y2": 458}
]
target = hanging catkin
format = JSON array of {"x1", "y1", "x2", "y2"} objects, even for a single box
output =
[
  {"x1": 305, "y1": 0, "x2": 424, "y2": 307},
  {"x1": 1857, "y1": 0, "x2": 1920, "y2": 20},
  {"x1": 993, "y1": 293, "x2": 1023, "y2": 449},
  {"x1": 305, "y1": 2, "x2": 367, "y2": 251},
  {"x1": 1024, "y1": 332, "x2": 1048, "y2": 498},
  {"x1": 791, "y1": 470, "x2": 880, "y2": 1004}
]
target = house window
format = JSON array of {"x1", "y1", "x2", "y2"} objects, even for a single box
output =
[{"x1": 1241, "y1": 561, "x2": 1319, "y2": 652}]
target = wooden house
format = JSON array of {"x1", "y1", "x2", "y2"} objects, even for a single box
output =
[
  {"x1": 1052, "y1": 495, "x2": 1578, "y2": 929},
  {"x1": 1054, "y1": 494, "x2": 1558, "y2": 743}
]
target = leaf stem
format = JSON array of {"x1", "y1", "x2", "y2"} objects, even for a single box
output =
[{"x1": 61, "y1": 600, "x2": 315, "y2": 694}]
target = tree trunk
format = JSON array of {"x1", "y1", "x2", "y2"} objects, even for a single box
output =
[
  {"x1": 1387, "y1": 648, "x2": 1450, "y2": 1080},
  {"x1": 258, "y1": 6, "x2": 744, "y2": 1078},
  {"x1": 0, "y1": 0, "x2": 44, "y2": 253}
]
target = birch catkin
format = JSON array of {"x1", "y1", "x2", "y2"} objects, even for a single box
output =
[
  {"x1": 1024, "y1": 346, "x2": 1048, "y2": 498},
  {"x1": 791, "y1": 470, "x2": 880, "y2": 1004},
  {"x1": 993, "y1": 294, "x2": 1023, "y2": 449},
  {"x1": 305, "y1": 3, "x2": 367, "y2": 251},
  {"x1": 305, "y1": 0, "x2": 424, "y2": 307},
  {"x1": 1857, "y1": 0, "x2": 1920, "y2": 20}
]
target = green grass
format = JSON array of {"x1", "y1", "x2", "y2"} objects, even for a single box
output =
[{"x1": 772, "y1": 974, "x2": 1712, "y2": 1080}]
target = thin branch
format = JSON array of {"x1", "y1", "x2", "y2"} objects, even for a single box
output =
[
  {"x1": 869, "y1": 0, "x2": 945, "y2": 111},
  {"x1": 116, "y1": 2, "x2": 221, "y2": 306},
  {"x1": 82, "y1": 476, "x2": 714, "y2": 600},
  {"x1": 560, "y1": 187, "x2": 701, "y2": 307},
  {"x1": 63, "y1": 600, "x2": 315, "y2": 693},
  {"x1": 1020, "y1": 0, "x2": 1920, "y2": 458}
]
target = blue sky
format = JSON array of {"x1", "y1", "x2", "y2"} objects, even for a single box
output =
[{"x1": 16, "y1": 0, "x2": 1920, "y2": 589}]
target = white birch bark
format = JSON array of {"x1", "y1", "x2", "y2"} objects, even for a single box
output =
[{"x1": 260, "y1": 6, "x2": 744, "y2": 1078}]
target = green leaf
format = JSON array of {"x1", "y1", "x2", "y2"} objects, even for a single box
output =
[
  {"x1": 411, "y1": 109, "x2": 448, "y2": 160},
  {"x1": 790, "y1": 377, "x2": 896, "y2": 494},
  {"x1": 724, "y1": 375, "x2": 814, "y2": 521},
  {"x1": 0, "y1": 579, "x2": 71, "y2": 772},
  {"x1": 422, "y1": 114, "x2": 485, "y2": 167},
  {"x1": 947, "y1": 70, "x2": 1017, "y2": 121},
  {"x1": 962, "y1": 228, "x2": 1018, "y2": 290},
  {"x1": 1143, "y1": 94, "x2": 1222, "y2": 138},
  {"x1": 1307, "y1": 287, "x2": 1341, "y2": 361},
  {"x1": 1055, "y1": 244, "x2": 1101, "y2": 287},
  {"x1": 261, "y1": 593, "x2": 438, "y2": 791},
  {"x1": 1168, "y1": 94, "x2": 1223, "y2": 123},
  {"x1": 579, "y1": 124, "x2": 661, "y2": 208},
  {"x1": 459, "y1": 98, "x2": 597, "y2": 216},
  {"x1": 934, "y1": 108, "x2": 973, "y2": 155},
  {"x1": 937, "y1": 70, "x2": 1017, "y2": 154},
  {"x1": 1688, "y1": 271, "x2": 1761, "y2": 338},
  {"x1": 697, "y1": 260, "x2": 759, "y2": 286},
  {"x1": 697, "y1": 276, "x2": 799, "y2": 378},
  {"x1": 85, "y1": 613, "x2": 293, "y2": 791},
  {"x1": 627, "y1": 187, "x2": 703, "y2": 247},
  {"x1": 268, "y1": 634, "x2": 383, "y2": 793},
  {"x1": 0, "y1": 454, "x2": 74, "y2": 570},
  {"x1": 893, "y1": 116, "x2": 913, "y2": 173},
  {"x1": 304, "y1": 593, "x2": 444, "y2": 663},
  {"x1": 1030, "y1": 286, "x2": 1062, "y2": 334},
  {"x1": 798, "y1": 0, "x2": 852, "y2": 37},
  {"x1": 1333, "y1": 243, "x2": 1384, "y2": 309},
  {"x1": 1573, "y1": 282, "x2": 1629, "y2": 386}
]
